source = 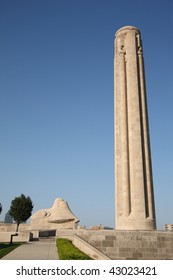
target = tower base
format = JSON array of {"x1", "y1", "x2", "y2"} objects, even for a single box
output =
[{"x1": 116, "y1": 215, "x2": 156, "y2": 230}]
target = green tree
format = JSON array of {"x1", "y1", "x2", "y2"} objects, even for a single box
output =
[
  {"x1": 0, "y1": 203, "x2": 2, "y2": 214},
  {"x1": 9, "y1": 194, "x2": 33, "y2": 232}
]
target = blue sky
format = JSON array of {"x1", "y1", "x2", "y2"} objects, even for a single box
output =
[{"x1": 0, "y1": 0, "x2": 172, "y2": 229}]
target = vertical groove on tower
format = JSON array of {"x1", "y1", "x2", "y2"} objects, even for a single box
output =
[
  {"x1": 136, "y1": 34, "x2": 149, "y2": 218},
  {"x1": 119, "y1": 45, "x2": 131, "y2": 217},
  {"x1": 124, "y1": 53, "x2": 132, "y2": 216},
  {"x1": 136, "y1": 34, "x2": 156, "y2": 220}
]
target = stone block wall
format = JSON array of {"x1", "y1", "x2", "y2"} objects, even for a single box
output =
[
  {"x1": 0, "y1": 231, "x2": 31, "y2": 242},
  {"x1": 76, "y1": 230, "x2": 173, "y2": 260}
]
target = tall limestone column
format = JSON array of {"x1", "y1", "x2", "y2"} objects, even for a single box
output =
[{"x1": 114, "y1": 26, "x2": 156, "y2": 230}]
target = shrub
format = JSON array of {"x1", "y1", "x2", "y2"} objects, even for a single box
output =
[{"x1": 56, "y1": 238, "x2": 92, "y2": 260}]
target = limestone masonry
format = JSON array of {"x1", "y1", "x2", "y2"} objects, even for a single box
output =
[
  {"x1": 31, "y1": 198, "x2": 79, "y2": 229},
  {"x1": 114, "y1": 26, "x2": 156, "y2": 230}
]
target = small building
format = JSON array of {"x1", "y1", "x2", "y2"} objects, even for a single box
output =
[{"x1": 165, "y1": 224, "x2": 173, "y2": 231}]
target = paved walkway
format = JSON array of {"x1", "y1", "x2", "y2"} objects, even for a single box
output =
[{"x1": 2, "y1": 238, "x2": 59, "y2": 260}]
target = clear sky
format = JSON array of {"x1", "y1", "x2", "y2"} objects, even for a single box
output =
[{"x1": 0, "y1": 0, "x2": 172, "y2": 229}]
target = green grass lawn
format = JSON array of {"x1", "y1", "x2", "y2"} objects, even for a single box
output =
[
  {"x1": 0, "y1": 243, "x2": 21, "y2": 259},
  {"x1": 57, "y1": 238, "x2": 93, "y2": 260}
]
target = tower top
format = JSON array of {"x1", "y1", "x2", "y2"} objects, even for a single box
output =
[{"x1": 115, "y1": 26, "x2": 140, "y2": 37}]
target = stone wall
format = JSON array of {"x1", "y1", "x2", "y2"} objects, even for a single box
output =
[
  {"x1": 0, "y1": 223, "x2": 31, "y2": 232},
  {"x1": 1, "y1": 225, "x2": 173, "y2": 259},
  {"x1": 0, "y1": 220, "x2": 76, "y2": 234},
  {"x1": 76, "y1": 230, "x2": 173, "y2": 259},
  {"x1": 0, "y1": 231, "x2": 31, "y2": 242}
]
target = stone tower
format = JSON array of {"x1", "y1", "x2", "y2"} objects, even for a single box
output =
[{"x1": 114, "y1": 26, "x2": 156, "y2": 230}]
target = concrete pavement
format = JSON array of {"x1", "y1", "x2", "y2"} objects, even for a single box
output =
[{"x1": 1, "y1": 237, "x2": 59, "y2": 260}]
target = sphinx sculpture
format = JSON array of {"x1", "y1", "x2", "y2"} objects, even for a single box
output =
[{"x1": 31, "y1": 198, "x2": 79, "y2": 229}]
